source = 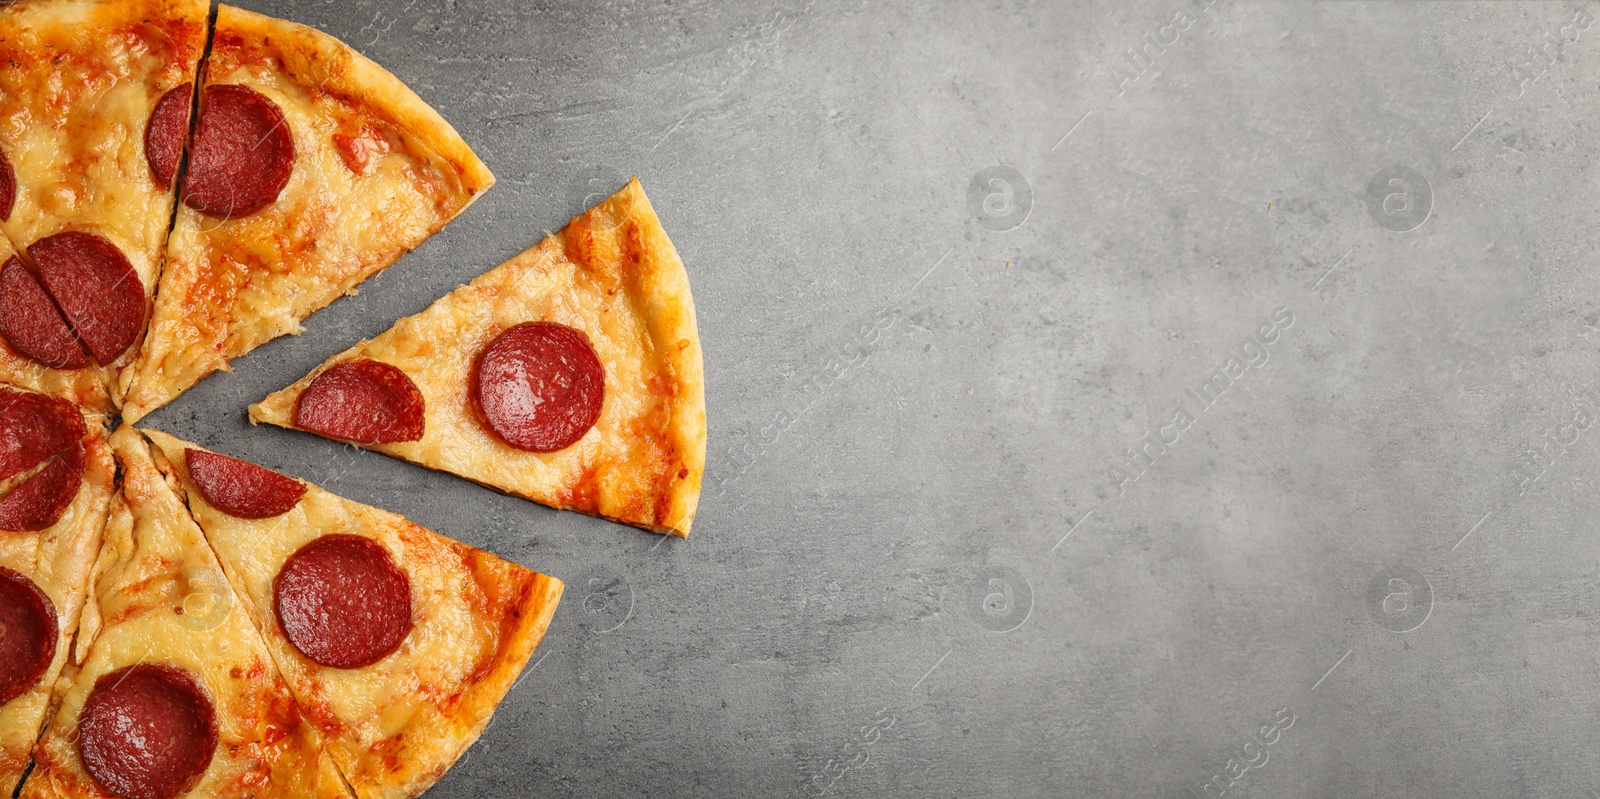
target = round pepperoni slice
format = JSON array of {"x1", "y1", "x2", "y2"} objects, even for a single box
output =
[
  {"x1": 472, "y1": 322, "x2": 605, "y2": 452},
  {"x1": 0, "y1": 455, "x2": 84, "y2": 532},
  {"x1": 274, "y1": 534, "x2": 412, "y2": 669},
  {"x1": 185, "y1": 448, "x2": 305, "y2": 519},
  {"x1": 26, "y1": 232, "x2": 144, "y2": 366},
  {"x1": 78, "y1": 663, "x2": 217, "y2": 799},
  {"x1": 182, "y1": 84, "x2": 294, "y2": 219},
  {"x1": 0, "y1": 146, "x2": 13, "y2": 222},
  {"x1": 293, "y1": 359, "x2": 425, "y2": 445},
  {"x1": 0, "y1": 567, "x2": 57, "y2": 706},
  {"x1": 0, "y1": 257, "x2": 90, "y2": 370},
  {"x1": 0, "y1": 387, "x2": 85, "y2": 480},
  {"x1": 144, "y1": 83, "x2": 192, "y2": 190}
]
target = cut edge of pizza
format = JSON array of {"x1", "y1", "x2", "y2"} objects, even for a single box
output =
[
  {"x1": 0, "y1": 388, "x2": 115, "y2": 796},
  {"x1": 0, "y1": 0, "x2": 209, "y2": 412},
  {"x1": 140, "y1": 427, "x2": 562, "y2": 799},
  {"x1": 249, "y1": 177, "x2": 707, "y2": 537},
  {"x1": 119, "y1": 2, "x2": 496, "y2": 423},
  {"x1": 22, "y1": 425, "x2": 353, "y2": 799}
]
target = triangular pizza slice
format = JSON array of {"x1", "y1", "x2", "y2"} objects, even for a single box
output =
[
  {"x1": 120, "y1": 4, "x2": 495, "y2": 422},
  {"x1": 0, "y1": 0, "x2": 209, "y2": 411},
  {"x1": 22, "y1": 426, "x2": 352, "y2": 799},
  {"x1": 141, "y1": 429, "x2": 562, "y2": 799},
  {"x1": 250, "y1": 178, "x2": 706, "y2": 537},
  {"x1": 0, "y1": 387, "x2": 114, "y2": 795}
]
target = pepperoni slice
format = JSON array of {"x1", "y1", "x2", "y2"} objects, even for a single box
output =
[
  {"x1": 274, "y1": 534, "x2": 412, "y2": 669},
  {"x1": 472, "y1": 322, "x2": 605, "y2": 452},
  {"x1": 0, "y1": 257, "x2": 90, "y2": 369},
  {"x1": 0, "y1": 567, "x2": 57, "y2": 706},
  {"x1": 182, "y1": 84, "x2": 294, "y2": 219},
  {"x1": 78, "y1": 663, "x2": 217, "y2": 799},
  {"x1": 26, "y1": 232, "x2": 144, "y2": 366},
  {"x1": 185, "y1": 448, "x2": 305, "y2": 519},
  {"x1": 0, "y1": 146, "x2": 13, "y2": 222},
  {"x1": 144, "y1": 83, "x2": 192, "y2": 190},
  {"x1": 293, "y1": 359, "x2": 425, "y2": 445},
  {"x1": 0, "y1": 456, "x2": 83, "y2": 532},
  {"x1": 0, "y1": 387, "x2": 84, "y2": 480}
]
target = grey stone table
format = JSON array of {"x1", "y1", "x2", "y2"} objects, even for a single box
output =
[{"x1": 151, "y1": 0, "x2": 1600, "y2": 796}]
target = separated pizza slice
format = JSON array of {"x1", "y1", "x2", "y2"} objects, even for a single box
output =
[
  {"x1": 141, "y1": 429, "x2": 562, "y2": 799},
  {"x1": 120, "y1": 4, "x2": 496, "y2": 422},
  {"x1": 0, "y1": 388, "x2": 114, "y2": 795},
  {"x1": 21, "y1": 426, "x2": 352, "y2": 799},
  {"x1": 250, "y1": 179, "x2": 706, "y2": 537},
  {"x1": 0, "y1": 0, "x2": 209, "y2": 411}
]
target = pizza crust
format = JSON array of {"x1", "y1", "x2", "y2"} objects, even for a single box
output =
[
  {"x1": 251, "y1": 178, "x2": 707, "y2": 537},
  {"x1": 120, "y1": 3, "x2": 495, "y2": 422},
  {"x1": 142, "y1": 429, "x2": 563, "y2": 799}
]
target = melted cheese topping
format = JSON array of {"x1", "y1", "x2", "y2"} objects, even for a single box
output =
[
  {"x1": 251, "y1": 179, "x2": 707, "y2": 536},
  {"x1": 0, "y1": 425, "x2": 113, "y2": 797},
  {"x1": 143, "y1": 429, "x2": 559, "y2": 799},
  {"x1": 0, "y1": 0, "x2": 208, "y2": 407},
  {"x1": 22, "y1": 429, "x2": 349, "y2": 799},
  {"x1": 121, "y1": 5, "x2": 494, "y2": 423}
]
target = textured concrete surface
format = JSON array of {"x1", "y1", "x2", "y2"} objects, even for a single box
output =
[{"x1": 144, "y1": 0, "x2": 1600, "y2": 796}]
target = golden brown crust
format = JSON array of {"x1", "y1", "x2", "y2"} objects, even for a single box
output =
[
  {"x1": 141, "y1": 428, "x2": 562, "y2": 799},
  {"x1": 208, "y1": 5, "x2": 495, "y2": 200},
  {"x1": 558, "y1": 180, "x2": 706, "y2": 534},
  {"x1": 120, "y1": 4, "x2": 495, "y2": 423},
  {"x1": 251, "y1": 178, "x2": 707, "y2": 536}
]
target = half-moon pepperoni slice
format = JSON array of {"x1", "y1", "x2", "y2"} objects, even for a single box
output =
[
  {"x1": 78, "y1": 663, "x2": 217, "y2": 799},
  {"x1": 0, "y1": 455, "x2": 83, "y2": 532},
  {"x1": 0, "y1": 387, "x2": 85, "y2": 480},
  {"x1": 26, "y1": 232, "x2": 145, "y2": 366},
  {"x1": 0, "y1": 257, "x2": 90, "y2": 370},
  {"x1": 0, "y1": 146, "x2": 13, "y2": 222},
  {"x1": 274, "y1": 534, "x2": 412, "y2": 669},
  {"x1": 185, "y1": 448, "x2": 305, "y2": 519},
  {"x1": 182, "y1": 84, "x2": 294, "y2": 219},
  {"x1": 0, "y1": 567, "x2": 57, "y2": 706},
  {"x1": 144, "y1": 83, "x2": 193, "y2": 190},
  {"x1": 472, "y1": 322, "x2": 605, "y2": 452},
  {"x1": 293, "y1": 359, "x2": 425, "y2": 445}
]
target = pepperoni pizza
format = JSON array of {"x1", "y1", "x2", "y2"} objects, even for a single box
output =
[
  {"x1": 0, "y1": 2, "x2": 696, "y2": 795},
  {"x1": 141, "y1": 429, "x2": 563, "y2": 799},
  {"x1": 119, "y1": 4, "x2": 496, "y2": 422},
  {"x1": 250, "y1": 179, "x2": 707, "y2": 537},
  {"x1": 0, "y1": 238, "x2": 108, "y2": 411},
  {"x1": 0, "y1": 388, "x2": 114, "y2": 795},
  {"x1": 0, "y1": 0, "x2": 209, "y2": 412},
  {"x1": 23, "y1": 427, "x2": 351, "y2": 799}
]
